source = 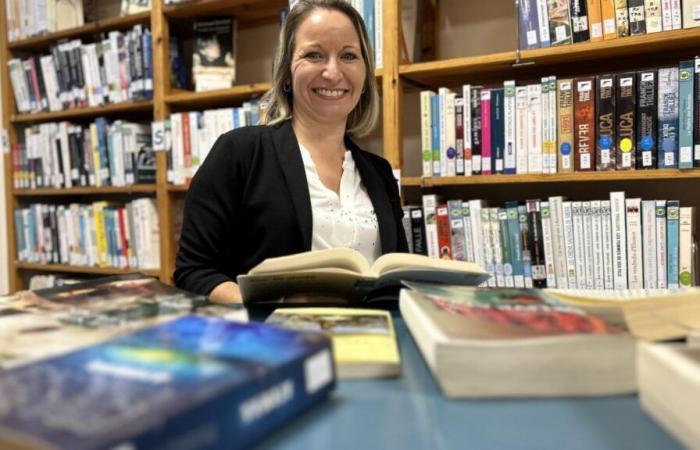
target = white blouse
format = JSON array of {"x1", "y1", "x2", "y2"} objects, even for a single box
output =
[{"x1": 299, "y1": 143, "x2": 381, "y2": 264}]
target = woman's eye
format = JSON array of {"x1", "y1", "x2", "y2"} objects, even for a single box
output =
[
  {"x1": 305, "y1": 52, "x2": 322, "y2": 60},
  {"x1": 342, "y1": 53, "x2": 359, "y2": 61}
]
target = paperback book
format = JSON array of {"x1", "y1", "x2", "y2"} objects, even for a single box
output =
[{"x1": 192, "y1": 17, "x2": 237, "y2": 92}]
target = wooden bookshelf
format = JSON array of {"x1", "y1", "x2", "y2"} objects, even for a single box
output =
[
  {"x1": 15, "y1": 262, "x2": 160, "y2": 277},
  {"x1": 166, "y1": 84, "x2": 271, "y2": 109},
  {"x1": 11, "y1": 100, "x2": 154, "y2": 123},
  {"x1": 163, "y1": 0, "x2": 287, "y2": 27},
  {"x1": 12, "y1": 185, "x2": 157, "y2": 196}
]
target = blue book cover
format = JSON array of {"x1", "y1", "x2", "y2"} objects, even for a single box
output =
[
  {"x1": 678, "y1": 60, "x2": 694, "y2": 169},
  {"x1": 657, "y1": 67, "x2": 679, "y2": 168},
  {"x1": 142, "y1": 28, "x2": 153, "y2": 99},
  {"x1": 490, "y1": 89, "x2": 505, "y2": 174},
  {"x1": 518, "y1": 0, "x2": 540, "y2": 49},
  {"x1": 0, "y1": 316, "x2": 335, "y2": 450},
  {"x1": 518, "y1": 205, "x2": 533, "y2": 288},
  {"x1": 362, "y1": 0, "x2": 375, "y2": 60},
  {"x1": 95, "y1": 118, "x2": 111, "y2": 186},
  {"x1": 431, "y1": 94, "x2": 441, "y2": 176},
  {"x1": 666, "y1": 200, "x2": 680, "y2": 288},
  {"x1": 506, "y1": 202, "x2": 524, "y2": 288}
]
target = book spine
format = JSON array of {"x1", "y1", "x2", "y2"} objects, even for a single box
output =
[
  {"x1": 515, "y1": 86, "x2": 529, "y2": 173},
  {"x1": 526, "y1": 200, "x2": 547, "y2": 287},
  {"x1": 447, "y1": 200, "x2": 466, "y2": 261},
  {"x1": 431, "y1": 93, "x2": 441, "y2": 176},
  {"x1": 547, "y1": 0, "x2": 573, "y2": 45},
  {"x1": 442, "y1": 89, "x2": 457, "y2": 177},
  {"x1": 655, "y1": 200, "x2": 668, "y2": 288},
  {"x1": 637, "y1": 70, "x2": 658, "y2": 169},
  {"x1": 695, "y1": 57, "x2": 700, "y2": 167},
  {"x1": 628, "y1": 0, "x2": 647, "y2": 34},
  {"x1": 503, "y1": 81, "x2": 517, "y2": 174},
  {"x1": 616, "y1": 72, "x2": 636, "y2": 170},
  {"x1": 489, "y1": 208, "x2": 505, "y2": 287},
  {"x1": 678, "y1": 206, "x2": 694, "y2": 287},
  {"x1": 470, "y1": 88, "x2": 483, "y2": 175},
  {"x1": 625, "y1": 198, "x2": 644, "y2": 288},
  {"x1": 519, "y1": 0, "x2": 541, "y2": 48},
  {"x1": 481, "y1": 208, "x2": 496, "y2": 286},
  {"x1": 610, "y1": 191, "x2": 628, "y2": 289},
  {"x1": 574, "y1": 77, "x2": 595, "y2": 171},
  {"x1": 587, "y1": 0, "x2": 604, "y2": 40},
  {"x1": 462, "y1": 85, "x2": 473, "y2": 175},
  {"x1": 527, "y1": 83, "x2": 543, "y2": 174},
  {"x1": 506, "y1": 203, "x2": 525, "y2": 287},
  {"x1": 455, "y1": 97, "x2": 465, "y2": 176},
  {"x1": 571, "y1": 201, "x2": 587, "y2": 289},
  {"x1": 540, "y1": 201, "x2": 557, "y2": 288},
  {"x1": 678, "y1": 60, "x2": 694, "y2": 168},
  {"x1": 422, "y1": 194, "x2": 440, "y2": 258},
  {"x1": 596, "y1": 74, "x2": 616, "y2": 171},
  {"x1": 601, "y1": 0, "x2": 619, "y2": 37},
  {"x1": 491, "y1": 89, "x2": 505, "y2": 174},
  {"x1": 666, "y1": 200, "x2": 680, "y2": 288},
  {"x1": 570, "y1": 0, "x2": 591, "y2": 42},
  {"x1": 601, "y1": 200, "x2": 614, "y2": 289},
  {"x1": 548, "y1": 196, "x2": 568, "y2": 288},
  {"x1": 469, "y1": 200, "x2": 485, "y2": 273},
  {"x1": 657, "y1": 67, "x2": 679, "y2": 168},
  {"x1": 661, "y1": 0, "x2": 673, "y2": 29},
  {"x1": 498, "y1": 208, "x2": 515, "y2": 287},
  {"x1": 541, "y1": 77, "x2": 552, "y2": 174},
  {"x1": 461, "y1": 202, "x2": 475, "y2": 263},
  {"x1": 561, "y1": 201, "x2": 578, "y2": 288},
  {"x1": 644, "y1": 0, "x2": 663, "y2": 32},
  {"x1": 582, "y1": 201, "x2": 596, "y2": 289},
  {"x1": 480, "y1": 89, "x2": 492, "y2": 175},
  {"x1": 615, "y1": 0, "x2": 630, "y2": 36},
  {"x1": 591, "y1": 200, "x2": 605, "y2": 289},
  {"x1": 410, "y1": 207, "x2": 427, "y2": 255},
  {"x1": 557, "y1": 79, "x2": 574, "y2": 172},
  {"x1": 517, "y1": 204, "x2": 533, "y2": 287},
  {"x1": 642, "y1": 200, "x2": 658, "y2": 288},
  {"x1": 683, "y1": 0, "x2": 700, "y2": 28},
  {"x1": 670, "y1": 0, "x2": 682, "y2": 29},
  {"x1": 536, "y1": 0, "x2": 552, "y2": 46},
  {"x1": 547, "y1": 76, "x2": 558, "y2": 173}
]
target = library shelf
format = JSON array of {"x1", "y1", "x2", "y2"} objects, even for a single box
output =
[
  {"x1": 7, "y1": 12, "x2": 151, "y2": 52},
  {"x1": 12, "y1": 185, "x2": 158, "y2": 197},
  {"x1": 401, "y1": 169, "x2": 700, "y2": 187},
  {"x1": 11, "y1": 100, "x2": 154, "y2": 124},
  {"x1": 167, "y1": 184, "x2": 190, "y2": 193},
  {"x1": 166, "y1": 84, "x2": 272, "y2": 110},
  {"x1": 15, "y1": 263, "x2": 160, "y2": 277}
]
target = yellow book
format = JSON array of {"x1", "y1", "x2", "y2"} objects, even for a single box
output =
[
  {"x1": 600, "y1": 0, "x2": 618, "y2": 39},
  {"x1": 266, "y1": 307, "x2": 401, "y2": 379},
  {"x1": 90, "y1": 123, "x2": 102, "y2": 187},
  {"x1": 92, "y1": 201, "x2": 109, "y2": 268}
]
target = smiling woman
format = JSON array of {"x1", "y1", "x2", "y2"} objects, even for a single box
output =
[{"x1": 173, "y1": 0, "x2": 408, "y2": 303}]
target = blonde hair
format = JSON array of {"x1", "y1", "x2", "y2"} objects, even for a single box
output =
[{"x1": 259, "y1": 0, "x2": 379, "y2": 137}]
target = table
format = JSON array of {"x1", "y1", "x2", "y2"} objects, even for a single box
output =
[{"x1": 257, "y1": 318, "x2": 682, "y2": 450}]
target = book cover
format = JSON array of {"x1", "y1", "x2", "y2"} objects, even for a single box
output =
[
  {"x1": 436, "y1": 204, "x2": 453, "y2": 259},
  {"x1": 557, "y1": 79, "x2": 575, "y2": 172},
  {"x1": 506, "y1": 202, "x2": 526, "y2": 288},
  {"x1": 421, "y1": 92, "x2": 435, "y2": 177},
  {"x1": 540, "y1": 201, "x2": 557, "y2": 288},
  {"x1": 455, "y1": 96, "x2": 465, "y2": 175},
  {"x1": 628, "y1": 0, "x2": 647, "y2": 34},
  {"x1": 448, "y1": 199, "x2": 467, "y2": 261},
  {"x1": 527, "y1": 83, "x2": 543, "y2": 174},
  {"x1": 547, "y1": 0, "x2": 573, "y2": 45},
  {"x1": 570, "y1": 0, "x2": 591, "y2": 42},
  {"x1": 515, "y1": 86, "x2": 529, "y2": 174},
  {"x1": 682, "y1": 0, "x2": 700, "y2": 28},
  {"x1": 431, "y1": 93, "x2": 441, "y2": 176},
  {"x1": 600, "y1": 200, "x2": 614, "y2": 289},
  {"x1": 666, "y1": 200, "x2": 680, "y2": 288},
  {"x1": 480, "y1": 89, "x2": 492, "y2": 175},
  {"x1": 610, "y1": 191, "x2": 629, "y2": 289},
  {"x1": 596, "y1": 74, "x2": 616, "y2": 171},
  {"x1": 625, "y1": 198, "x2": 644, "y2": 289},
  {"x1": 491, "y1": 88, "x2": 505, "y2": 174},
  {"x1": 587, "y1": 0, "x2": 605, "y2": 40},
  {"x1": 192, "y1": 17, "x2": 236, "y2": 92},
  {"x1": 526, "y1": 200, "x2": 547, "y2": 288},
  {"x1": 694, "y1": 57, "x2": 700, "y2": 167},
  {"x1": 678, "y1": 206, "x2": 694, "y2": 287},
  {"x1": 657, "y1": 67, "x2": 679, "y2": 168},
  {"x1": 519, "y1": 0, "x2": 541, "y2": 49},
  {"x1": 462, "y1": 84, "x2": 473, "y2": 175},
  {"x1": 461, "y1": 201, "x2": 476, "y2": 264},
  {"x1": 536, "y1": 0, "x2": 552, "y2": 47},
  {"x1": 519, "y1": 204, "x2": 534, "y2": 288},
  {"x1": 615, "y1": 72, "x2": 636, "y2": 170},
  {"x1": 636, "y1": 70, "x2": 658, "y2": 169},
  {"x1": 498, "y1": 208, "x2": 515, "y2": 287},
  {"x1": 601, "y1": 0, "x2": 619, "y2": 37},
  {"x1": 574, "y1": 77, "x2": 595, "y2": 171},
  {"x1": 471, "y1": 86, "x2": 483, "y2": 175},
  {"x1": 678, "y1": 60, "x2": 694, "y2": 168},
  {"x1": 0, "y1": 316, "x2": 335, "y2": 450},
  {"x1": 590, "y1": 200, "x2": 605, "y2": 289},
  {"x1": 503, "y1": 81, "x2": 517, "y2": 174},
  {"x1": 409, "y1": 207, "x2": 428, "y2": 255},
  {"x1": 656, "y1": 200, "x2": 668, "y2": 288},
  {"x1": 644, "y1": 0, "x2": 663, "y2": 32},
  {"x1": 615, "y1": 0, "x2": 631, "y2": 35},
  {"x1": 642, "y1": 200, "x2": 658, "y2": 288}
]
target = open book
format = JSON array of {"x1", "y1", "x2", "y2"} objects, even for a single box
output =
[{"x1": 237, "y1": 248, "x2": 490, "y2": 306}]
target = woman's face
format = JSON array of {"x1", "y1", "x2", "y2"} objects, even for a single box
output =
[{"x1": 290, "y1": 9, "x2": 366, "y2": 129}]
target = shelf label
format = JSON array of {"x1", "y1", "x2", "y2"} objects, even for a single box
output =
[{"x1": 152, "y1": 121, "x2": 166, "y2": 152}]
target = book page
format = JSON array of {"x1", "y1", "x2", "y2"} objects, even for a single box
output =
[
  {"x1": 370, "y1": 252, "x2": 486, "y2": 277},
  {"x1": 248, "y1": 248, "x2": 370, "y2": 275}
]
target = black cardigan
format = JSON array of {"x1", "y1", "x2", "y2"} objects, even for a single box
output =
[{"x1": 174, "y1": 120, "x2": 409, "y2": 296}]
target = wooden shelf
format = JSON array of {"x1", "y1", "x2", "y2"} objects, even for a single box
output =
[
  {"x1": 164, "y1": 0, "x2": 287, "y2": 27},
  {"x1": 13, "y1": 185, "x2": 157, "y2": 197},
  {"x1": 11, "y1": 100, "x2": 153, "y2": 124},
  {"x1": 168, "y1": 184, "x2": 190, "y2": 192},
  {"x1": 399, "y1": 28, "x2": 700, "y2": 87},
  {"x1": 15, "y1": 262, "x2": 160, "y2": 277},
  {"x1": 7, "y1": 12, "x2": 151, "y2": 52},
  {"x1": 166, "y1": 84, "x2": 271, "y2": 110},
  {"x1": 402, "y1": 169, "x2": 700, "y2": 187}
]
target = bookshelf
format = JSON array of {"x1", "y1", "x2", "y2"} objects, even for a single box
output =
[{"x1": 2, "y1": 0, "x2": 700, "y2": 292}]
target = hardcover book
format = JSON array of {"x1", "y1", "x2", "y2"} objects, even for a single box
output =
[
  {"x1": 519, "y1": 0, "x2": 541, "y2": 49},
  {"x1": 557, "y1": 79, "x2": 575, "y2": 172},
  {"x1": 596, "y1": 74, "x2": 616, "y2": 171},
  {"x1": 547, "y1": 0, "x2": 573, "y2": 45},
  {"x1": 678, "y1": 60, "x2": 694, "y2": 168},
  {"x1": 470, "y1": 86, "x2": 483, "y2": 174},
  {"x1": 0, "y1": 316, "x2": 335, "y2": 450},
  {"x1": 192, "y1": 17, "x2": 237, "y2": 92},
  {"x1": 587, "y1": 0, "x2": 604, "y2": 40},
  {"x1": 574, "y1": 77, "x2": 595, "y2": 171},
  {"x1": 400, "y1": 283, "x2": 636, "y2": 398},
  {"x1": 636, "y1": 70, "x2": 658, "y2": 169},
  {"x1": 628, "y1": 0, "x2": 647, "y2": 34},
  {"x1": 657, "y1": 67, "x2": 679, "y2": 168},
  {"x1": 570, "y1": 0, "x2": 591, "y2": 42},
  {"x1": 615, "y1": 72, "x2": 636, "y2": 170},
  {"x1": 266, "y1": 307, "x2": 401, "y2": 379}
]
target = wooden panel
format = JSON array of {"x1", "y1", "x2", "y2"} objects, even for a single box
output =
[
  {"x1": 381, "y1": 0, "x2": 401, "y2": 168},
  {"x1": 163, "y1": 0, "x2": 287, "y2": 27},
  {"x1": 15, "y1": 262, "x2": 160, "y2": 277},
  {"x1": 7, "y1": 12, "x2": 151, "y2": 52},
  {"x1": 166, "y1": 84, "x2": 271, "y2": 109},
  {"x1": 11, "y1": 101, "x2": 153, "y2": 123},
  {"x1": 13, "y1": 185, "x2": 157, "y2": 196}
]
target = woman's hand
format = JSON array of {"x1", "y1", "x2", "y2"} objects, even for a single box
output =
[{"x1": 208, "y1": 281, "x2": 242, "y2": 303}]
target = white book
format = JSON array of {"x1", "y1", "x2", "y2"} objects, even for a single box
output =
[
  {"x1": 582, "y1": 201, "x2": 595, "y2": 290},
  {"x1": 498, "y1": 208, "x2": 515, "y2": 287},
  {"x1": 656, "y1": 200, "x2": 668, "y2": 288},
  {"x1": 445, "y1": 92, "x2": 457, "y2": 177},
  {"x1": 644, "y1": 0, "x2": 663, "y2": 32},
  {"x1": 437, "y1": 87, "x2": 450, "y2": 177},
  {"x1": 462, "y1": 85, "x2": 473, "y2": 176},
  {"x1": 661, "y1": 0, "x2": 673, "y2": 29},
  {"x1": 610, "y1": 192, "x2": 629, "y2": 289},
  {"x1": 541, "y1": 77, "x2": 551, "y2": 174},
  {"x1": 591, "y1": 200, "x2": 605, "y2": 290},
  {"x1": 625, "y1": 198, "x2": 644, "y2": 289},
  {"x1": 547, "y1": 76, "x2": 558, "y2": 174},
  {"x1": 572, "y1": 201, "x2": 587, "y2": 289},
  {"x1": 562, "y1": 201, "x2": 578, "y2": 288},
  {"x1": 678, "y1": 207, "x2": 694, "y2": 287},
  {"x1": 422, "y1": 194, "x2": 440, "y2": 259},
  {"x1": 58, "y1": 122, "x2": 72, "y2": 189},
  {"x1": 420, "y1": 91, "x2": 434, "y2": 177},
  {"x1": 670, "y1": 0, "x2": 682, "y2": 29},
  {"x1": 526, "y1": 83, "x2": 543, "y2": 174},
  {"x1": 535, "y1": 0, "x2": 551, "y2": 46},
  {"x1": 39, "y1": 55, "x2": 61, "y2": 112},
  {"x1": 374, "y1": 0, "x2": 383, "y2": 68},
  {"x1": 600, "y1": 200, "x2": 614, "y2": 290},
  {"x1": 549, "y1": 196, "x2": 568, "y2": 288},
  {"x1": 480, "y1": 208, "x2": 496, "y2": 287},
  {"x1": 170, "y1": 113, "x2": 185, "y2": 185},
  {"x1": 468, "y1": 199, "x2": 485, "y2": 273},
  {"x1": 8, "y1": 59, "x2": 31, "y2": 113},
  {"x1": 489, "y1": 208, "x2": 504, "y2": 287},
  {"x1": 540, "y1": 201, "x2": 557, "y2": 288},
  {"x1": 642, "y1": 200, "x2": 658, "y2": 288},
  {"x1": 503, "y1": 81, "x2": 516, "y2": 174},
  {"x1": 462, "y1": 201, "x2": 475, "y2": 264},
  {"x1": 515, "y1": 86, "x2": 529, "y2": 174}
]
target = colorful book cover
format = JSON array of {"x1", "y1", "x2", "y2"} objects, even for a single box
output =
[
  {"x1": 470, "y1": 87, "x2": 482, "y2": 175},
  {"x1": 480, "y1": 89, "x2": 492, "y2": 175},
  {"x1": 636, "y1": 70, "x2": 658, "y2": 169},
  {"x1": 615, "y1": 72, "x2": 636, "y2": 170},
  {"x1": 557, "y1": 79, "x2": 575, "y2": 172},
  {"x1": 504, "y1": 81, "x2": 517, "y2": 174},
  {"x1": 527, "y1": 83, "x2": 543, "y2": 174},
  {"x1": 657, "y1": 67, "x2": 679, "y2": 168},
  {"x1": 455, "y1": 96, "x2": 465, "y2": 175},
  {"x1": 448, "y1": 199, "x2": 467, "y2": 261},
  {"x1": 678, "y1": 60, "x2": 694, "y2": 169},
  {"x1": 506, "y1": 202, "x2": 525, "y2": 288},
  {"x1": 574, "y1": 77, "x2": 595, "y2": 171},
  {"x1": 0, "y1": 316, "x2": 335, "y2": 450},
  {"x1": 431, "y1": 93, "x2": 441, "y2": 176},
  {"x1": 601, "y1": 0, "x2": 619, "y2": 37},
  {"x1": 462, "y1": 84, "x2": 474, "y2": 175},
  {"x1": 491, "y1": 88, "x2": 505, "y2": 174},
  {"x1": 666, "y1": 200, "x2": 680, "y2": 288},
  {"x1": 436, "y1": 204, "x2": 453, "y2": 259},
  {"x1": 615, "y1": 0, "x2": 631, "y2": 36},
  {"x1": 678, "y1": 206, "x2": 694, "y2": 287},
  {"x1": 596, "y1": 74, "x2": 616, "y2": 171},
  {"x1": 547, "y1": 0, "x2": 573, "y2": 45},
  {"x1": 515, "y1": 86, "x2": 530, "y2": 173},
  {"x1": 694, "y1": 58, "x2": 700, "y2": 167},
  {"x1": 656, "y1": 200, "x2": 668, "y2": 288},
  {"x1": 518, "y1": 204, "x2": 534, "y2": 288}
]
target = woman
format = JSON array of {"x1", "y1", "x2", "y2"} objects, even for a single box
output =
[{"x1": 174, "y1": 0, "x2": 408, "y2": 302}]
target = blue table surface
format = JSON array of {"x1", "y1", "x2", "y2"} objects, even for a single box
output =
[{"x1": 256, "y1": 317, "x2": 682, "y2": 450}]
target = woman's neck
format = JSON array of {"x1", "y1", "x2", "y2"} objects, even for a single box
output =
[{"x1": 292, "y1": 117, "x2": 347, "y2": 161}]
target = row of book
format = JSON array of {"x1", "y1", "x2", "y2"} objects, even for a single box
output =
[
  {"x1": 421, "y1": 60, "x2": 700, "y2": 177},
  {"x1": 6, "y1": 0, "x2": 151, "y2": 42},
  {"x1": 14, "y1": 199, "x2": 160, "y2": 270},
  {"x1": 12, "y1": 119, "x2": 153, "y2": 190},
  {"x1": 162, "y1": 101, "x2": 260, "y2": 185},
  {"x1": 8, "y1": 24, "x2": 153, "y2": 114},
  {"x1": 402, "y1": 192, "x2": 696, "y2": 289},
  {"x1": 518, "y1": 0, "x2": 699, "y2": 50}
]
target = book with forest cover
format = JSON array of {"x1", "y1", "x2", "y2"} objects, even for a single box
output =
[
  {"x1": 0, "y1": 316, "x2": 335, "y2": 450},
  {"x1": 237, "y1": 248, "x2": 489, "y2": 306},
  {"x1": 266, "y1": 307, "x2": 401, "y2": 379},
  {"x1": 192, "y1": 17, "x2": 237, "y2": 92},
  {"x1": 399, "y1": 282, "x2": 636, "y2": 398}
]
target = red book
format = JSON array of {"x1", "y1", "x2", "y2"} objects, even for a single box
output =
[
  {"x1": 436, "y1": 204, "x2": 453, "y2": 259},
  {"x1": 574, "y1": 77, "x2": 596, "y2": 171}
]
